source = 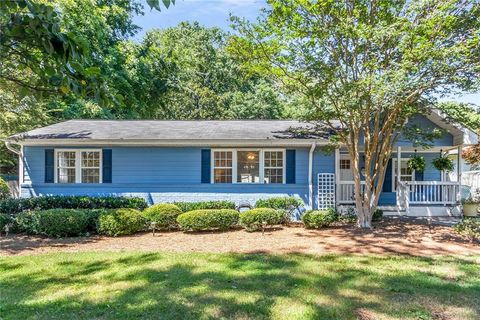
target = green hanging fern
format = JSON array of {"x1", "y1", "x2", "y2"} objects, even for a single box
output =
[
  {"x1": 407, "y1": 156, "x2": 426, "y2": 172},
  {"x1": 432, "y1": 156, "x2": 455, "y2": 172}
]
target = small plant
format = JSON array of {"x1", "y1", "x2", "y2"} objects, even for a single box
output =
[
  {"x1": 453, "y1": 218, "x2": 480, "y2": 242},
  {"x1": 176, "y1": 209, "x2": 239, "y2": 231},
  {"x1": 0, "y1": 177, "x2": 10, "y2": 200},
  {"x1": 173, "y1": 201, "x2": 236, "y2": 213},
  {"x1": 302, "y1": 209, "x2": 338, "y2": 228},
  {"x1": 98, "y1": 209, "x2": 146, "y2": 236},
  {"x1": 407, "y1": 155, "x2": 426, "y2": 172},
  {"x1": 239, "y1": 208, "x2": 284, "y2": 231},
  {"x1": 432, "y1": 156, "x2": 455, "y2": 172},
  {"x1": 338, "y1": 213, "x2": 357, "y2": 223},
  {"x1": 372, "y1": 209, "x2": 383, "y2": 222},
  {"x1": 143, "y1": 203, "x2": 183, "y2": 230}
]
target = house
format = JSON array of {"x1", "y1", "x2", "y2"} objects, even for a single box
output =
[{"x1": 4, "y1": 114, "x2": 478, "y2": 218}]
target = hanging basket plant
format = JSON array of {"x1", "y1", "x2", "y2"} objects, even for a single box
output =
[
  {"x1": 432, "y1": 156, "x2": 455, "y2": 172},
  {"x1": 407, "y1": 155, "x2": 426, "y2": 172}
]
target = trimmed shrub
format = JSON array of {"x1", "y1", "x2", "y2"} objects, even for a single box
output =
[
  {"x1": 302, "y1": 209, "x2": 338, "y2": 228},
  {"x1": 84, "y1": 209, "x2": 108, "y2": 232},
  {"x1": 453, "y1": 218, "x2": 480, "y2": 242},
  {"x1": 173, "y1": 201, "x2": 235, "y2": 213},
  {"x1": 177, "y1": 209, "x2": 239, "y2": 231},
  {"x1": 97, "y1": 208, "x2": 146, "y2": 236},
  {"x1": 143, "y1": 203, "x2": 183, "y2": 230},
  {"x1": 0, "y1": 195, "x2": 147, "y2": 215},
  {"x1": 35, "y1": 209, "x2": 89, "y2": 238},
  {"x1": 0, "y1": 177, "x2": 10, "y2": 200},
  {"x1": 239, "y1": 208, "x2": 284, "y2": 231},
  {"x1": 255, "y1": 197, "x2": 303, "y2": 223},
  {"x1": 372, "y1": 209, "x2": 383, "y2": 222},
  {"x1": 13, "y1": 211, "x2": 40, "y2": 234}
]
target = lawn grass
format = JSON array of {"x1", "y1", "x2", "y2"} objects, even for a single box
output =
[{"x1": 0, "y1": 252, "x2": 479, "y2": 319}]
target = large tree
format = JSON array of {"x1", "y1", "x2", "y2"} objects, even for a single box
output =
[{"x1": 231, "y1": 0, "x2": 480, "y2": 227}]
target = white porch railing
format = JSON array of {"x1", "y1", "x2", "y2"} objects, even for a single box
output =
[
  {"x1": 337, "y1": 181, "x2": 365, "y2": 204},
  {"x1": 402, "y1": 181, "x2": 459, "y2": 205},
  {"x1": 337, "y1": 180, "x2": 459, "y2": 205}
]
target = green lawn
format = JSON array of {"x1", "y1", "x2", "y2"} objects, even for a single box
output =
[{"x1": 0, "y1": 252, "x2": 479, "y2": 320}]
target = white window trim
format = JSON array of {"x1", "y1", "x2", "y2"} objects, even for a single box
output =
[
  {"x1": 263, "y1": 149, "x2": 286, "y2": 184},
  {"x1": 211, "y1": 148, "x2": 286, "y2": 184},
  {"x1": 54, "y1": 149, "x2": 103, "y2": 184},
  {"x1": 392, "y1": 159, "x2": 415, "y2": 191}
]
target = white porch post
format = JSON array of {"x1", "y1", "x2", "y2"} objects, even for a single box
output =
[
  {"x1": 335, "y1": 148, "x2": 340, "y2": 207},
  {"x1": 457, "y1": 145, "x2": 462, "y2": 202}
]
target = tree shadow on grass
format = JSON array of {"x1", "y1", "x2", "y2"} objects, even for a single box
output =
[{"x1": 0, "y1": 253, "x2": 479, "y2": 319}]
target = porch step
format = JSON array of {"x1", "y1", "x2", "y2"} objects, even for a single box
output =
[{"x1": 379, "y1": 205, "x2": 462, "y2": 217}]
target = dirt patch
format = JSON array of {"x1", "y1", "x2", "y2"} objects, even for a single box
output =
[{"x1": 1, "y1": 218, "x2": 479, "y2": 257}]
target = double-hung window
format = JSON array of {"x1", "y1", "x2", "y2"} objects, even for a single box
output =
[
  {"x1": 213, "y1": 151, "x2": 233, "y2": 183},
  {"x1": 212, "y1": 149, "x2": 285, "y2": 184},
  {"x1": 264, "y1": 151, "x2": 284, "y2": 184},
  {"x1": 55, "y1": 150, "x2": 102, "y2": 183}
]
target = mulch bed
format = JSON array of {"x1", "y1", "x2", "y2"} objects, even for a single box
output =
[{"x1": 1, "y1": 218, "x2": 478, "y2": 257}]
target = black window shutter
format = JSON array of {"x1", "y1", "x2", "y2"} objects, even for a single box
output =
[
  {"x1": 383, "y1": 159, "x2": 393, "y2": 192},
  {"x1": 286, "y1": 149, "x2": 296, "y2": 184},
  {"x1": 201, "y1": 149, "x2": 211, "y2": 183},
  {"x1": 102, "y1": 149, "x2": 112, "y2": 183},
  {"x1": 45, "y1": 149, "x2": 54, "y2": 183}
]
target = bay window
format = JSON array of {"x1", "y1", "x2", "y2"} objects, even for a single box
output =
[
  {"x1": 212, "y1": 149, "x2": 285, "y2": 184},
  {"x1": 55, "y1": 150, "x2": 102, "y2": 183}
]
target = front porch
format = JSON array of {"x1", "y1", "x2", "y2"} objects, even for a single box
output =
[{"x1": 329, "y1": 146, "x2": 463, "y2": 216}]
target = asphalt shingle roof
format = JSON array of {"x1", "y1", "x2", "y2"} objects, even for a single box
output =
[{"x1": 9, "y1": 120, "x2": 331, "y2": 142}]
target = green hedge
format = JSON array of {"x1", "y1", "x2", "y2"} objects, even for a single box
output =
[
  {"x1": 177, "y1": 209, "x2": 239, "y2": 231},
  {"x1": 239, "y1": 208, "x2": 284, "y2": 231},
  {"x1": 302, "y1": 209, "x2": 338, "y2": 228},
  {"x1": 372, "y1": 209, "x2": 383, "y2": 222},
  {"x1": 97, "y1": 208, "x2": 146, "y2": 236},
  {"x1": 173, "y1": 201, "x2": 236, "y2": 213},
  {"x1": 36, "y1": 209, "x2": 89, "y2": 238},
  {"x1": 0, "y1": 196, "x2": 147, "y2": 215},
  {"x1": 143, "y1": 203, "x2": 183, "y2": 230},
  {"x1": 13, "y1": 209, "x2": 89, "y2": 237}
]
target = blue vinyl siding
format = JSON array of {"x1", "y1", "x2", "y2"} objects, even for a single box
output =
[
  {"x1": 22, "y1": 146, "x2": 312, "y2": 211},
  {"x1": 397, "y1": 114, "x2": 454, "y2": 147}
]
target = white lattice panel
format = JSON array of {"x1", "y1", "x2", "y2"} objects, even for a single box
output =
[{"x1": 318, "y1": 173, "x2": 336, "y2": 209}]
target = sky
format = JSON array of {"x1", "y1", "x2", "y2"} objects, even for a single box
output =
[{"x1": 132, "y1": 0, "x2": 480, "y2": 106}]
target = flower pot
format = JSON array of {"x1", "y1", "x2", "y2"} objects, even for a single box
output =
[{"x1": 463, "y1": 204, "x2": 479, "y2": 217}]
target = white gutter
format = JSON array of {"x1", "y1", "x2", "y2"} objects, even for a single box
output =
[
  {"x1": 308, "y1": 142, "x2": 316, "y2": 209},
  {"x1": 5, "y1": 141, "x2": 21, "y2": 155}
]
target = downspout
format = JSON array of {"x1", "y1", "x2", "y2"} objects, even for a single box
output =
[
  {"x1": 5, "y1": 141, "x2": 23, "y2": 185},
  {"x1": 308, "y1": 142, "x2": 316, "y2": 209}
]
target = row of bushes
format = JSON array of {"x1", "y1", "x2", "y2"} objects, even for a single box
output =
[
  {"x1": 0, "y1": 195, "x2": 148, "y2": 215},
  {"x1": 0, "y1": 205, "x2": 285, "y2": 237}
]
